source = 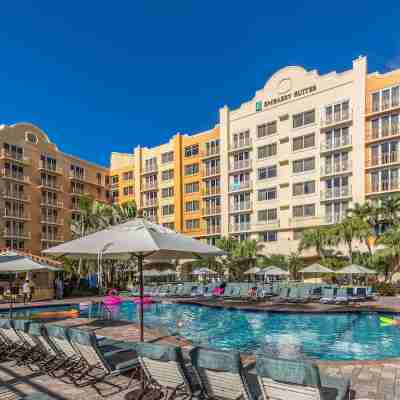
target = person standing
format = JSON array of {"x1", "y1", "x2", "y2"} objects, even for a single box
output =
[{"x1": 22, "y1": 279, "x2": 31, "y2": 304}]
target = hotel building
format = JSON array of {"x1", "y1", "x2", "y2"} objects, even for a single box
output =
[{"x1": 2, "y1": 56, "x2": 400, "y2": 257}]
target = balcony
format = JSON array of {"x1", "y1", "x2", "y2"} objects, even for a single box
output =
[
  {"x1": 1, "y1": 170, "x2": 30, "y2": 184},
  {"x1": 229, "y1": 180, "x2": 252, "y2": 192},
  {"x1": 202, "y1": 186, "x2": 221, "y2": 196},
  {"x1": 320, "y1": 137, "x2": 352, "y2": 153},
  {"x1": 142, "y1": 182, "x2": 158, "y2": 191},
  {"x1": 41, "y1": 217, "x2": 63, "y2": 226},
  {"x1": 201, "y1": 147, "x2": 220, "y2": 158},
  {"x1": 229, "y1": 138, "x2": 252, "y2": 151},
  {"x1": 229, "y1": 159, "x2": 252, "y2": 172},
  {"x1": 320, "y1": 109, "x2": 353, "y2": 128},
  {"x1": 202, "y1": 206, "x2": 221, "y2": 216},
  {"x1": 365, "y1": 125, "x2": 400, "y2": 142},
  {"x1": 230, "y1": 201, "x2": 252, "y2": 213},
  {"x1": 40, "y1": 199, "x2": 63, "y2": 208},
  {"x1": 38, "y1": 162, "x2": 63, "y2": 175},
  {"x1": 39, "y1": 181, "x2": 62, "y2": 191},
  {"x1": 41, "y1": 234, "x2": 64, "y2": 243},
  {"x1": 229, "y1": 222, "x2": 251, "y2": 233},
  {"x1": 69, "y1": 171, "x2": 86, "y2": 181},
  {"x1": 2, "y1": 191, "x2": 30, "y2": 202},
  {"x1": 321, "y1": 185, "x2": 352, "y2": 201},
  {"x1": 320, "y1": 161, "x2": 352, "y2": 177},
  {"x1": 3, "y1": 230, "x2": 31, "y2": 240},
  {"x1": 202, "y1": 224, "x2": 222, "y2": 235},
  {"x1": 3, "y1": 209, "x2": 31, "y2": 220},
  {"x1": 366, "y1": 152, "x2": 400, "y2": 169},
  {"x1": 366, "y1": 100, "x2": 400, "y2": 115},
  {"x1": 366, "y1": 181, "x2": 400, "y2": 195},
  {"x1": 143, "y1": 199, "x2": 158, "y2": 208},
  {"x1": 0, "y1": 149, "x2": 30, "y2": 165},
  {"x1": 142, "y1": 165, "x2": 158, "y2": 174},
  {"x1": 202, "y1": 166, "x2": 221, "y2": 178},
  {"x1": 254, "y1": 219, "x2": 280, "y2": 229}
]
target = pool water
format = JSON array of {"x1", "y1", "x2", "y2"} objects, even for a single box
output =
[{"x1": 6, "y1": 301, "x2": 400, "y2": 361}]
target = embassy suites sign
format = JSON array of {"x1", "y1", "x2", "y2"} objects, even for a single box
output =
[{"x1": 256, "y1": 85, "x2": 317, "y2": 112}]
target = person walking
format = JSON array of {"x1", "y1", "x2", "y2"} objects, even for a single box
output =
[{"x1": 22, "y1": 279, "x2": 31, "y2": 304}]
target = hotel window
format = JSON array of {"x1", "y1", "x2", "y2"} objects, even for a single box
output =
[
  {"x1": 123, "y1": 171, "x2": 134, "y2": 180},
  {"x1": 184, "y1": 163, "x2": 199, "y2": 176},
  {"x1": 293, "y1": 204, "x2": 315, "y2": 218},
  {"x1": 186, "y1": 219, "x2": 200, "y2": 230},
  {"x1": 161, "y1": 151, "x2": 174, "y2": 164},
  {"x1": 40, "y1": 153, "x2": 57, "y2": 171},
  {"x1": 292, "y1": 133, "x2": 315, "y2": 151},
  {"x1": 324, "y1": 100, "x2": 350, "y2": 123},
  {"x1": 258, "y1": 165, "x2": 277, "y2": 180},
  {"x1": 184, "y1": 144, "x2": 199, "y2": 157},
  {"x1": 372, "y1": 92, "x2": 380, "y2": 112},
  {"x1": 163, "y1": 222, "x2": 175, "y2": 230},
  {"x1": 145, "y1": 157, "x2": 157, "y2": 171},
  {"x1": 111, "y1": 175, "x2": 119, "y2": 184},
  {"x1": 293, "y1": 109, "x2": 315, "y2": 128},
  {"x1": 258, "y1": 208, "x2": 278, "y2": 222},
  {"x1": 258, "y1": 187, "x2": 277, "y2": 201},
  {"x1": 185, "y1": 200, "x2": 200, "y2": 212},
  {"x1": 325, "y1": 127, "x2": 350, "y2": 149},
  {"x1": 259, "y1": 231, "x2": 278, "y2": 242},
  {"x1": 123, "y1": 186, "x2": 134, "y2": 196},
  {"x1": 161, "y1": 187, "x2": 174, "y2": 198},
  {"x1": 96, "y1": 173, "x2": 102, "y2": 185},
  {"x1": 162, "y1": 204, "x2": 174, "y2": 216},
  {"x1": 205, "y1": 139, "x2": 220, "y2": 156},
  {"x1": 232, "y1": 130, "x2": 251, "y2": 148},
  {"x1": 292, "y1": 157, "x2": 315, "y2": 174},
  {"x1": 258, "y1": 143, "x2": 277, "y2": 159},
  {"x1": 105, "y1": 176, "x2": 110, "y2": 185},
  {"x1": 70, "y1": 165, "x2": 85, "y2": 179},
  {"x1": 293, "y1": 180, "x2": 315, "y2": 196},
  {"x1": 257, "y1": 121, "x2": 277, "y2": 138},
  {"x1": 185, "y1": 182, "x2": 199, "y2": 193},
  {"x1": 111, "y1": 190, "x2": 119, "y2": 201},
  {"x1": 161, "y1": 169, "x2": 174, "y2": 181}
]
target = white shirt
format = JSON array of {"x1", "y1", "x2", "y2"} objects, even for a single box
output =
[{"x1": 22, "y1": 282, "x2": 31, "y2": 294}]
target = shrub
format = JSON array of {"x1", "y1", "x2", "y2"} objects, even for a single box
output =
[{"x1": 373, "y1": 282, "x2": 397, "y2": 296}]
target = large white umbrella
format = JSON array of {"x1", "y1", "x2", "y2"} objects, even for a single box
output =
[
  {"x1": 0, "y1": 251, "x2": 53, "y2": 272},
  {"x1": 44, "y1": 218, "x2": 224, "y2": 341},
  {"x1": 244, "y1": 267, "x2": 261, "y2": 275},
  {"x1": 255, "y1": 266, "x2": 279, "y2": 275},
  {"x1": 336, "y1": 264, "x2": 376, "y2": 274},
  {"x1": 192, "y1": 267, "x2": 217, "y2": 275},
  {"x1": 263, "y1": 266, "x2": 290, "y2": 276},
  {"x1": 300, "y1": 263, "x2": 333, "y2": 274}
]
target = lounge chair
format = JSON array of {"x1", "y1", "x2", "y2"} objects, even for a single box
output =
[
  {"x1": 320, "y1": 288, "x2": 336, "y2": 304},
  {"x1": 68, "y1": 327, "x2": 139, "y2": 387},
  {"x1": 190, "y1": 347, "x2": 253, "y2": 400},
  {"x1": 334, "y1": 288, "x2": 350, "y2": 305},
  {"x1": 256, "y1": 354, "x2": 350, "y2": 400},
  {"x1": 0, "y1": 319, "x2": 31, "y2": 362},
  {"x1": 135, "y1": 342, "x2": 193, "y2": 399}
]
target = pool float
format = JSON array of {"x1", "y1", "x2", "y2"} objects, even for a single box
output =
[
  {"x1": 380, "y1": 316, "x2": 400, "y2": 326},
  {"x1": 103, "y1": 289, "x2": 122, "y2": 305},
  {"x1": 32, "y1": 309, "x2": 79, "y2": 319},
  {"x1": 212, "y1": 287, "x2": 224, "y2": 296},
  {"x1": 133, "y1": 297, "x2": 153, "y2": 305}
]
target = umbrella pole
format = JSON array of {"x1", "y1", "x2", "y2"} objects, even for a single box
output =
[{"x1": 137, "y1": 254, "x2": 144, "y2": 342}]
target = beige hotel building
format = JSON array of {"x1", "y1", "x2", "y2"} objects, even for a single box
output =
[{"x1": 2, "y1": 56, "x2": 400, "y2": 257}]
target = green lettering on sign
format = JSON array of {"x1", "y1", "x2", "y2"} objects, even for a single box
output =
[{"x1": 256, "y1": 101, "x2": 262, "y2": 112}]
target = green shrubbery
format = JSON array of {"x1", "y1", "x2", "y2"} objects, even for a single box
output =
[{"x1": 373, "y1": 282, "x2": 398, "y2": 296}]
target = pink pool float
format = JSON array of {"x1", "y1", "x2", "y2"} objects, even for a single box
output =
[
  {"x1": 133, "y1": 297, "x2": 153, "y2": 305},
  {"x1": 103, "y1": 289, "x2": 122, "y2": 305}
]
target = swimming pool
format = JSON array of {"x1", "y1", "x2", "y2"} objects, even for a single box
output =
[{"x1": 6, "y1": 301, "x2": 400, "y2": 361}]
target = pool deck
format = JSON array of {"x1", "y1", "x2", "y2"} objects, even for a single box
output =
[{"x1": 1, "y1": 296, "x2": 400, "y2": 399}]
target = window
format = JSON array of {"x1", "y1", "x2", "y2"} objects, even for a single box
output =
[
  {"x1": 258, "y1": 208, "x2": 278, "y2": 222},
  {"x1": 105, "y1": 176, "x2": 110, "y2": 185},
  {"x1": 205, "y1": 139, "x2": 220, "y2": 156},
  {"x1": 293, "y1": 204, "x2": 315, "y2": 218},
  {"x1": 293, "y1": 109, "x2": 315, "y2": 128},
  {"x1": 161, "y1": 169, "x2": 174, "y2": 181},
  {"x1": 185, "y1": 200, "x2": 200, "y2": 212},
  {"x1": 96, "y1": 173, "x2": 102, "y2": 185},
  {"x1": 111, "y1": 190, "x2": 119, "y2": 200},
  {"x1": 123, "y1": 186, "x2": 134, "y2": 196},
  {"x1": 111, "y1": 175, "x2": 119, "y2": 184},
  {"x1": 70, "y1": 164, "x2": 85, "y2": 179},
  {"x1": 292, "y1": 157, "x2": 315, "y2": 174},
  {"x1": 161, "y1": 187, "x2": 174, "y2": 198},
  {"x1": 162, "y1": 205, "x2": 175, "y2": 216},
  {"x1": 185, "y1": 219, "x2": 200, "y2": 230},
  {"x1": 162, "y1": 222, "x2": 175, "y2": 230},
  {"x1": 258, "y1": 187, "x2": 277, "y2": 201},
  {"x1": 372, "y1": 92, "x2": 380, "y2": 112},
  {"x1": 257, "y1": 121, "x2": 277, "y2": 138},
  {"x1": 39, "y1": 154, "x2": 57, "y2": 171},
  {"x1": 25, "y1": 132, "x2": 38, "y2": 144},
  {"x1": 258, "y1": 165, "x2": 277, "y2": 180},
  {"x1": 259, "y1": 231, "x2": 278, "y2": 242},
  {"x1": 185, "y1": 182, "x2": 199, "y2": 193},
  {"x1": 145, "y1": 157, "x2": 157, "y2": 171},
  {"x1": 123, "y1": 171, "x2": 134, "y2": 180},
  {"x1": 292, "y1": 133, "x2": 315, "y2": 151},
  {"x1": 184, "y1": 144, "x2": 199, "y2": 157},
  {"x1": 184, "y1": 163, "x2": 199, "y2": 176},
  {"x1": 293, "y1": 180, "x2": 315, "y2": 196},
  {"x1": 258, "y1": 143, "x2": 277, "y2": 159},
  {"x1": 325, "y1": 101, "x2": 350, "y2": 123},
  {"x1": 161, "y1": 151, "x2": 174, "y2": 164}
]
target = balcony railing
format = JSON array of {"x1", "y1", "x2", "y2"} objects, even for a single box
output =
[
  {"x1": 0, "y1": 149, "x2": 30, "y2": 164},
  {"x1": 203, "y1": 224, "x2": 221, "y2": 235},
  {"x1": 143, "y1": 165, "x2": 158, "y2": 174},
  {"x1": 366, "y1": 181, "x2": 400, "y2": 194},
  {"x1": 365, "y1": 125, "x2": 400, "y2": 142},
  {"x1": 202, "y1": 206, "x2": 221, "y2": 216},
  {"x1": 321, "y1": 185, "x2": 351, "y2": 201},
  {"x1": 41, "y1": 217, "x2": 63, "y2": 225},
  {"x1": 367, "y1": 100, "x2": 400, "y2": 114},
  {"x1": 202, "y1": 167, "x2": 221, "y2": 177},
  {"x1": 321, "y1": 109, "x2": 353, "y2": 127},
  {"x1": 3, "y1": 209, "x2": 31, "y2": 220},
  {"x1": 143, "y1": 199, "x2": 158, "y2": 207},
  {"x1": 229, "y1": 138, "x2": 252, "y2": 150},
  {"x1": 254, "y1": 219, "x2": 280, "y2": 228},
  {"x1": 321, "y1": 160, "x2": 352, "y2": 176},
  {"x1": 230, "y1": 201, "x2": 252, "y2": 212},
  {"x1": 38, "y1": 162, "x2": 63, "y2": 174},
  {"x1": 229, "y1": 180, "x2": 252, "y2": 192},
  {"x1": 366, "y1": 152, "x2": 400, "y2": 168},
  {"x1": 142, "y1": 182, "x2": 158, "y2": 190},
  {"x1": 2, "y1": 191, "x2": 30, "y2": 202},
  {"x1": 229, "y1": 159, "x2": 252, "y2": 171},
  {"x1": 320, "y1": 137, "x2": 352, "y2": 152},
  {"x1": 202, "y1": 186, "x2": 221, "y2": 196},
  {"x1": 41, "y1": 234, "x2": 64, "y2": 243},
  {"x1": 41, "y1": 199, "x2": 63, "y2": 208},
  {"x1": 324, "y1": 214, "x2": 344, "y2": 224},
  {"x1": 229, "y1": 222, "x2": 251, "y2": 232},
  {"x1": 201, "y1": 147, "x2": 220, "y2": 158},
  {"x1": 39, "y1": 181, "x2": 62, "y2": 190},
  {"x1": 1, "y1": 170, "x2": 30, "y2": 183},
  {"x1": 69, "y1": 171, "x2": 85, "y2": 181},
  {"x1": 3, "y1": 230, "x2": 31, "y2": 240}
]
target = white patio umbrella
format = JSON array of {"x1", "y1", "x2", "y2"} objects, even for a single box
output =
[
  {"x1": 192, "y1": 267, "x2": 218, "y2": 275},
  {"x1": 43, "y1": 218, "x2": 224, "y2": 341},
  {"x1": 336, "y1": 264, "x2": 376, "y2": 275},
  {"x1": 244, "y1": 267, "x2": 261, "y2": 275},
  {"x1": 263, "y1": 266, "x2": 290, "y2": 276},
  {"x1": 300, "y1": 263, "x2": 333, "y2": 274}
]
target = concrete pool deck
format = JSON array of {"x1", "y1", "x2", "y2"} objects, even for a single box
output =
[{"x1": 1, "y1": 296, "x2": 400, "y2": 399}]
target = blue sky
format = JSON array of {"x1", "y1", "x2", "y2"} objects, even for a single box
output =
[{"x1": 1, "y1": 1, "x2": 399, "y2": 166}]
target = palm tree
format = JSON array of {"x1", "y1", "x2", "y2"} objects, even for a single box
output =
[
  {"x1": 376, "y1": 227, "x2": 400, "y2": 281},
  {"x1": 379, "y1": 195, "x2": 400, "y2": 227},
  {"x1": 110, "y1": 200, "x2": 137, "y2": 225},
  {"x1": 337, "y1": 215, "x2": 369, "y2": 261},
  {"x1": 298, "y1": 227, "x2": 335, "y2": 258},
  {"x1": 286, "y1": 252, "x2": 304, "y2": 280},
  {"x1": 233, "y1": 240, "x2": 264, "y2": 273}
]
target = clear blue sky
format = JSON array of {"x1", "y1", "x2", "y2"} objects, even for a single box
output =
[{"x1": 1, "y1": 1, "x2": 399, "y2": 166}]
